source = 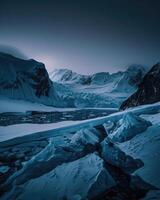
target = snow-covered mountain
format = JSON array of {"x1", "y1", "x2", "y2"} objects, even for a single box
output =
[
  {"x1": 120, "y1": 63, "x2": 160, "y2": 110},
  {"x1": 0, "y1": 52, "x2": 59, "y2": 106},
  {"x1": 50, "y1": 65, "x2": 145, "y2": 92},
  {"x1": 0, "y1": 52, "x2": 77, "y2": 108},
  {"x1": 50, "y1": 68, "x2": 91, "y2": 84},
  {"x1": 0, "y1": 52, "x2": 146, "y2": 109},
  {"x1": 50, "y1": 65, "x2": 146, "y2": 108}
]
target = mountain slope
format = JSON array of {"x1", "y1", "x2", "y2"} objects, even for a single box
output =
[
  {"x1": 0, "y1": 52, "x2": 60, "y2": 106},
  {"x1": 0, "y1": 52, "x2": 147, "y2": 109},
  {"x1": 0, "y1": 52, "x2": 76, "y2": 108},
  {"x1": 50, "y1": 68, "x2": 91, "y2": 84},
  {"x1": 50, "y1": 65, "x2": 146, "y2": 108},
  {"x1": 108, "y1": 112, "x2": 152, "y2": 142},
  {"x1": 120, "y1": 63, "x2": 160, "y2": 110},
  {"x1": 50, "y1": 65, "x2": 145, "y2": 93},
  {"x1": 0, "y1": 52, "x2": 118, "y2": 108}
]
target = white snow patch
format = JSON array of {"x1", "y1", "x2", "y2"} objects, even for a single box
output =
[
  {"x1": 0, "y1": 96, "x2": 79, "y2": 113},
  {"x1": 0, "y1": 121, "x2": 81, "y2": 142}
]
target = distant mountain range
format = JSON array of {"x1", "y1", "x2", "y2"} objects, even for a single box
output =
[
  {"x1": 50, "y1": 65, "x2": 146, "y2": 107},
  {"x1": 50, "y1": 65, "x2": 145, "y2": 93},
  {"x1": 2, "y1": 51, "x2": 159, "y2": 109}
]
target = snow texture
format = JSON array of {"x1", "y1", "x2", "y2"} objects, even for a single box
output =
[
  {"x1": 119, "y1": 112, "x2": 160, "y2": 188},
  {"x1": 2, "y1": 153, "x2": 116, "y2": 200},
  {"x1": 108, "y1": 112, "x2": 152, "y2": 142}
]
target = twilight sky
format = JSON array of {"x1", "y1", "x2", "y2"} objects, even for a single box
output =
[{"x1": 0, "y1": 0, "x2": 160, "y2": 74}]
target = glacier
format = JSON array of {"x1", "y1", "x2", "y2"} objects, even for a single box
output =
[{"x1": 49, "y1": 65, "x2": 146, "y2": 108}]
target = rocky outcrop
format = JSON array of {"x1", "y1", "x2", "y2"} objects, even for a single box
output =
[{"x1": 120, "y1": 63, "x2": 160, "y2": 110}]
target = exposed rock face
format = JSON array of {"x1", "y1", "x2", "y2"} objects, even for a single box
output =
[
  {"x1": 0, "y1": 52, "x2": 58, "y2": 106},
  {"x1": 120, "y1": 63, "x2": 160, "y2": 110}
]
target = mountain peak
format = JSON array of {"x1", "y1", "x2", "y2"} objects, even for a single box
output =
[
  {"x1": 50, "y1": 65, "x2": 145, "y2": 90},
  {"x1": 0, "y1": 52, "x2": 58, "y2": 106}
]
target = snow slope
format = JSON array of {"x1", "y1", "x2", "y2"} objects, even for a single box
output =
[
  {"x1": 0, "y1": 52, "x2": 146, "y2": 108},
  {"x1": 0, "y1": 53, "x2": 81, "y2": 108},
  {"x1": 119, "y1": 113, "x2": 160, "y2": 188},
  {"x1": 0, "y1": 121, "x2": 81, "y2": 142},
  {"x1": 50, "y1": 68, "x2": 91, "y2": 84},
  {"x1": 50, "y1": 65, "x2": 145, "y2": 92},
  {"x1": 0, "y1": 52, "x2": 60, "y2": 106},
  {"x1": 0, "y1": 96, "x2": 118, "y2": 113},
  {"x1": 108, "y1": 112, "x2": 152, "y2": 142},
  {"x1": 2, "y1": 153, "x2": 115, "y2": 200},
  {"x1": 0, "y1": 96, "x2": 79, "y2": 113}
]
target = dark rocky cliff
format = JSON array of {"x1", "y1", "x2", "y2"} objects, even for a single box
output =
[{"x1": 120, "y1": 63, "x2": 160, "y2": 110}]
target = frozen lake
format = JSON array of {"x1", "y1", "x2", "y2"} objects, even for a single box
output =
[{"x1": 0, "y1": 108, "x2": 117, "y2": 126}]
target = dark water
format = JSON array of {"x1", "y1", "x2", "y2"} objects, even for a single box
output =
[{"x1": 0, "y1": 108, "x2": 117, "y2": 126}]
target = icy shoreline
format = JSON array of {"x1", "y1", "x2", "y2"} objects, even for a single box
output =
[{"x1": 0, "y1": 101, "x2": 160, "y2": 147}]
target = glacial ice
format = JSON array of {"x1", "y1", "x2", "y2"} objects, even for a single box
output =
[
  {"x1": 108, "y1": 112, "x2": 152, "y2": 142},
  {"x1": 2, "y1": 153, "x2": 116, "y2": 200},
  {"x1": 101, "y1": 137, "x2": 142, "y2": 173}
]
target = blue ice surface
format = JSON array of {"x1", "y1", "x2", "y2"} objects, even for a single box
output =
[{"x1": 0, "y1": 102, "x2": 160, "y2": 148}]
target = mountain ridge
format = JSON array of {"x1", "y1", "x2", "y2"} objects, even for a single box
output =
[
  {"x1": 0, "y1": 52, "x2": 148, "y2": 108},
  {"x1": 120, "y1": 63, "x2": 160, "y2": 110},
  {"x1": 0, "y1": 52, "x2": 59, "y2": 106},
  {"x1": 50, "y1": 64, "x2": 146, "y2": 94}
]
